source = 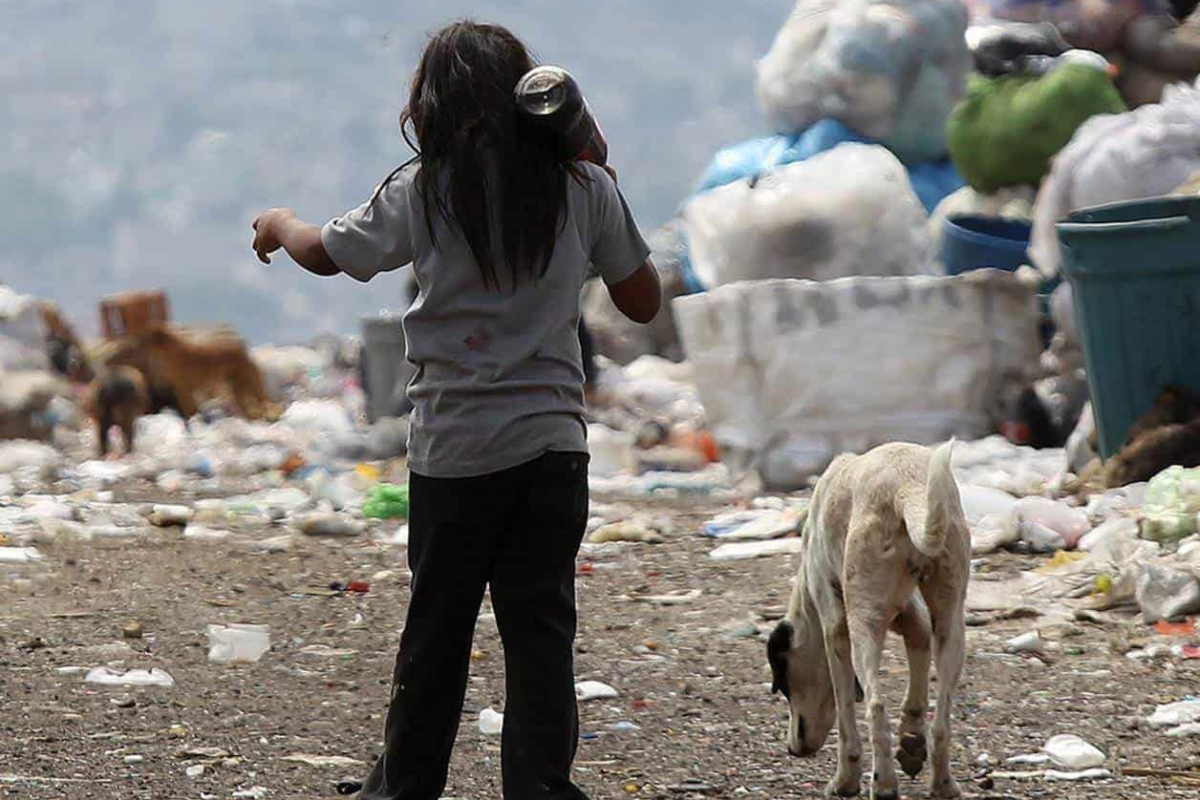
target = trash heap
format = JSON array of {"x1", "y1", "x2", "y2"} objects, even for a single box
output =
[{"x1": 579, "y1": 0, "x2": 1200, "y2": 496}]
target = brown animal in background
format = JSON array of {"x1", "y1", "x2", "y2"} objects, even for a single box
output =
[
  {"x1": 84, "y1": 366, "x2": 150, "y2": 457},
  {"x1": 138, "y1": 323, "x2": 273, "y2": 420},
  {"x1": 1070, "y1": 385, "x2": 1200, "y2": 493}
]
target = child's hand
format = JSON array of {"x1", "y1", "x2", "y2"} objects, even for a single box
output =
[{"x1": 251, "y1": 208, "x2": 297, "y2": 264}]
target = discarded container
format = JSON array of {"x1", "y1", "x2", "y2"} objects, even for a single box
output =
[
  {"x1": 515, "y1": 66, "x2": 608, "y2": 165},
  {"x1": 361, "y1": 313, "x2": 413, "y2": 424},
  {"x1": 99, "y1": 290, "x2": 169, "y2": 338},
  {"x1": 149, "y1": 504, "x2": 192, "y2": 528},
  {"x1": 1058, "y1": 196, "x2": 1200, "y2": 458},
  {"x1": 207, "y1": 623, "x2": 271, "y2": 663},
  {"x1": 941, "y1": 216, "x2": 1032, "y2": 275}
]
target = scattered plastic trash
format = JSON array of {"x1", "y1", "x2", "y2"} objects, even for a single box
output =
[
  {"x1": 607, "y1": 721, "x2": 641, "y2": 733},
  {"x1": 1148, "y1": 699, "x2": 1200, "y2": 729},
  {"x1": 1141, "y1": 466, "x2": 1200, "y2": 543},
  {"x1": 1006, "y1": 630, "x2": 1046, "y2": 655},
  {"x1": 183, "y1": 526, "x2": 232, "y2": 543},
  {"x1": 575, "y1": 681, "x2": 619, "y2": 702},
  {"x1": 362, "y1": 483, "x2": 409, "y2": 520},
  {"x1": 589, "y1": 521, "x2": 665, "y2": 545},
  {"x1": 84, "y1": 667, "x2": 175, "y2": 688},
  {"x1": 1042, "y1": 735, "x2": 1105, "y2": 770},
  {"x1": 0, "y1": 547, "x2": 42, "y2": 563},
  {"x1": 702, "y1": 506, "x2": 805, "y2": 540},
  {"x1": 149, "y1": 504, "x2": 192, "y2": 527},
  {"x1": 207, "y1": 623, "x2": 271, "y2": 663},
  {"x1": 279, "y1": 754, "x2": 365, "y2": 769},
  {"x1": 626, "y1": 589, "x2": 703, "y2": 606},
  {"x1": 1136, "y1": 565, "x2": 1200, "y2": 624},
  {"x1": 186, "y1": 764, "x2": 205, "y2": 779},
  {"x1": 1008, "y1": 497, "x2": 1091, "y2": 551},
  {"x1": 479, "y1": 708, "x2": 504, "y2": 736},
  {"x1": 709, "y1": 538, "x2": 804, "y2": 561},
  {"x1": 232, "y1": 787, "x2": 269, "y2": 799},
  {"x1": 293, "y1": 513, "x2": 365, "y2": 538}
]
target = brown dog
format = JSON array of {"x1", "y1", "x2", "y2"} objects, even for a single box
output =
[
  {"x1": 137, "y1": 323, "x2": 273, "y2": 420},
  {"x1": 84, "y1": 366, "x2": 150, "y2": 457}
]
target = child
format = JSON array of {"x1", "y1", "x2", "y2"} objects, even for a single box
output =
[{"x1": 251, "y1": 20, "x2": 660, "y2": 800}]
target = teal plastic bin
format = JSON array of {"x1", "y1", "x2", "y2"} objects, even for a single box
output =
[{"x1": 1057, "y1": 196, "x2": 1200, "y2": 459}]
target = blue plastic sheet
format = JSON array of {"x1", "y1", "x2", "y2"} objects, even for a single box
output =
[{"x1": 694, "y1": 120, "x2": 965, "y2": 214}]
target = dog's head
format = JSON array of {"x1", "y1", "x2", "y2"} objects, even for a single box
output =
[{"x1": 768, "y1": 616, "x2": 859, "y2": 757}]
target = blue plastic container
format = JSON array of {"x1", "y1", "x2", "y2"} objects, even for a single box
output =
[
  {"x1": 941, "y1": 215, "x2": 1033, "y2": 276},
  {"x1": 1057, "y1": 196, "x2": 1200, "y2": 459}
]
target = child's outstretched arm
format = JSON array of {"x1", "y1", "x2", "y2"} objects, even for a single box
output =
[{"x1": 252, "y1": 208, "x2": 339, "y2": 276}]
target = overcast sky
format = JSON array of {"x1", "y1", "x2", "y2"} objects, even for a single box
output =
[{"x1": 2, "y1": 0, "x2": 794, "y2": 343}]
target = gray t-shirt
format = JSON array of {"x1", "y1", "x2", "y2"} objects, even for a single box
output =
[{"x1": 322, "y1": 161, "x2": 650, "y2": 478}]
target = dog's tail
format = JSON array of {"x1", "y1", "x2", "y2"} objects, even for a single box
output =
[{"x1": 902, "y1": 439, "x2": 962, "y2": 558}]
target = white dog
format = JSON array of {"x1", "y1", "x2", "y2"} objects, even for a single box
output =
[{"x1": 767, "y1": 441, "x2": 969, "y2": 799}]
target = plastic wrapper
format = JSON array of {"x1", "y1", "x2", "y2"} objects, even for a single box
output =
[
  {"x1": 673, "y1": 271, "x2": 1042, "y2": 490},
  {"x1": 756, "y1": 0, "x2": 971, "y2": 163},
  {"x1": 683, "y1": 144, "x2": 934, "y2": 289},
  {"x1": 1031, "y1": 78, "x2": 1200, "y2": 275}
]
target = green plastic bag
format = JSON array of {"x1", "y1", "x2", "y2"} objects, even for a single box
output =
[
  {"x1": 1141, "y1": 466, "x2": 1200, "y2": 543},
  {"x1": 363, "y1": 483, "x2": 409, "y2": 520},
  {"x1": 947, "y1": 64, "x2": 1126, "y2": 193}
]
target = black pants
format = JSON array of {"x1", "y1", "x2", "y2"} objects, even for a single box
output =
[{"x1": 361, "y1": 452, "x2": 592, "y2": 800}]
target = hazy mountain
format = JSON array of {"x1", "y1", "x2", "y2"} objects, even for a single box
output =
[{"x1": 2, "y1": 0, "x2": 793, "y2": 343}]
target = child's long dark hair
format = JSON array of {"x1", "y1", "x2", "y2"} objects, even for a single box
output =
[{"x1": 378, "y1": 21, "x2": 584, "y2": 291}]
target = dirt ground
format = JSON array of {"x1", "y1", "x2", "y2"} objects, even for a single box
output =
[{"x1": 3, "y1": 481, "x2": 1200, "y2": 800}]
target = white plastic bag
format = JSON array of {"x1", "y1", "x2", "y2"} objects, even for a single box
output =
[
  {"x1": 683, "y1": 144, "x2": 933, "y2": 289},
  {"x1": 673, "y1": 271, "x2": 1041, "y2": 489},
  {"x1": 756, "y1": 0, "x2": 970, "y2": 162},
  {"x1": 1031, "y1": 79, "x2": 1200, "y2": 276},
  {"x1": 207, "y1": 623, "x2": 271, "y2": 663}
]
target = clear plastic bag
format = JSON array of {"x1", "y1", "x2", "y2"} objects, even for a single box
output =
[
  {"x1": 682, "y1": 144, "x2": 933, "y2": 288},
  {"x1": 756, "y1": 0, "x2": 971, "y2": 163}
]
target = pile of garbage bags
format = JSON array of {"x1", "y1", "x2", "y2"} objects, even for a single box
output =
[
  {"x1": 757, "y1": 0, "x2": 971, "y2": 163},
  {"x1": 683, "y1": 144, "x2": 935, "y2": 288},
  {"x1": 1031, "y1": 77, "x2": 1200, "y2": 274}
]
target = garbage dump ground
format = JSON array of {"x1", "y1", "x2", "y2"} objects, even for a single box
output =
[{"x1": 4, "y1": 431, "x2": 1200, "y2": 799}]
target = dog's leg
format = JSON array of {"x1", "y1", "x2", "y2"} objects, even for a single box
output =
[
  {"x1": 848, "y1": 610, "x2": 898, "y2": 800},
  {"x1": 922, "y1": 586, "x2": 965, "y2": 799},
  {"x1": 893, "y1": 597, "x2": 931, "y2": 779},
  {"x1": 823, "y1": 621, "x2": 863, "y2": 798}
]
